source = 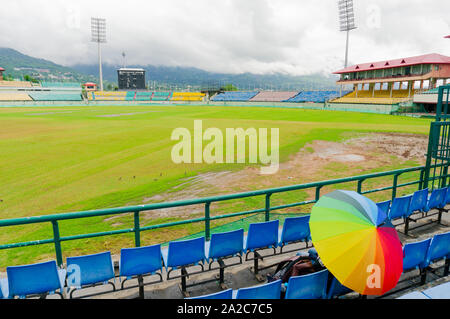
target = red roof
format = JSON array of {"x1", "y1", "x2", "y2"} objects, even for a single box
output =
[
  {"x1": 0, "y1": 67, "x2": 4, "y2": 71},
  {"x1": 445, "y1": 35, "x2": 450, "y2": 39},
  {"x1": 83, "y1": 82, "x2": 97, "y2": 86},
  {"x1": 334, "y1": 53, "x2": 450, "y2": 74}
]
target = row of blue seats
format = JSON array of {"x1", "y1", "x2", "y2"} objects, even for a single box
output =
[
  {"x1": 376, "y1": 187, "x2": 450, "y2": 234},
  {"x1": 189, "y1": 230, "x2": 450, "y2": 300},
  {"x1": 0, "y1": 216, "x2": 311, "y2": 299},
  {"x1": 188, "y1": 270, "x2": 342, "y2": 300},
  {"x1": 212, "y1": 91, "x2": 260, "y2": 102},
  {"x1": 1, "y1": 187, "x2": 448, "y2": 299},
  {"x1": 284, "y1": 91, "x2": 351, "y2": 103}
]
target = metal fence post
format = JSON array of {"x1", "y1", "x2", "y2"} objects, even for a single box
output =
[
  {"x1": 357, "y1": 179, "x2": 365, "y2": 194},
  {"x1": 51, "y1": 220, "x2": 63, "y2": 267},
  {"x1": 392, "y1": 174, "x2": 400, "y2": 201},
  {"x1": 205, "y1": 202, "x2": 211, "y2": 241},
  {"x1": 315, "y1": 186, "x2": 323, "y2": 202},
  {"x1": 134, "y1": 211, "x2": 141, "y2": 248},
  {"x1": 265, "y1": 194, "x2": 272, "y2": 222}
]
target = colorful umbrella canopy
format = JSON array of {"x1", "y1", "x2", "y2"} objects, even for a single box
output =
[{"x1": 310, "y1": 190, "x2": 403, "y2": 296}]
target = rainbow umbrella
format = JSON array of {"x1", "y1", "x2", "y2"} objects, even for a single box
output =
[{"x1": 310, "y1": 190, "x2": 403, "y2": 296}]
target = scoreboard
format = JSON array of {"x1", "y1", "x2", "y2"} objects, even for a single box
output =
[{"x1": 117, "y1": 68, "x2": 146, "y2": 90}]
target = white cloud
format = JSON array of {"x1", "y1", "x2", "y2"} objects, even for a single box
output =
[{"x1": 0, "y1": 0, "x2": 449, "y2": 75}]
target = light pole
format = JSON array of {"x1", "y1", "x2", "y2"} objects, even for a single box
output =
[
  {"x1": 338, "y1": 0, "x2": 357, "y2": 96},
  {"x1": 338, "y1": 0, "x2": 357, "y2": 68},
  {"x1": 91, "y1": 17, "x2": 107, "y2": 92}
]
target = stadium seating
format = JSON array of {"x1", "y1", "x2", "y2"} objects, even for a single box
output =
[
  {"x1": 28, "y1": 92, "x2": 82, "y2": 101},
  {"x1": 66, "y1": 251, "x2": 116, "y2": 298},
  {"x1": 152, "y1": 92, "x2": 172, "y2": 101},
  {"x1": 402, "y1": 238, "x2": 431, "y2": 284},
  {"x1": 278, "y1": 216, "x2": 311, "y2": 253},
  {"x1": 0, "y1": 80, "x2": 32, "y2": 88},
  {"x1": 162, "y1": 237, "x2": 206, "y2": 296},
  {"x1": 285, "y1": 270, "x2": 329, "y2": 299},
  {"x1": 286, "y1": 91, "x2": 348, "y2": 103},
  {"x1": 244, "y1": 220, "x2": 279, "y2": 278},
  {"x1": 422, "y1": 282, "x2": 450, "y2": 299},
  {"x1": 171, "y1": 92, "x2": 205, "y2": 102},
  {"x1": 376, "y1": 200, "x2": 391, "y2": 217},
  {"x1": 40, "y1": 82, "x2": 81, "y2": 88},
  {"x1": 4, "y1": 261, "x2": 66, "y2": 299},
  {"x1": 119, "y1": 245, "x2": 164, "y2": 290},
  {"x1": 404, "y1": 189, "x2": 429, "y2": 234},
  {"x1": 206, "y1": 229, "x2": 245, "y2": 288},
  {"x1": 234, "y1": 280, "x2": 282, "y2": 299},
  {"x1": 249, "y1": 91, "x2": 298, "y2": 102},
  {"x1": 326, "y1": 275, "x2": 353, "y2": 299},
  {"x1": 90, "y1": 91, "x2": 127, "y2": 101},
  {"x1": 388, "y1": 195, "x2": 412, "y2": 222},
  {"x1": 211, "y1": 91, "x2": 259, "y2": 102},
  {"x1": 188, "y1": 289, "x2": 233, "y2": 300},
  {"x1": 331, "y1": 89, "x2": 415, "y2": 105},
  {"x1": 0, "y1": 278, "x2": 6, "y2": 299},
  {"x1": 135, "y1": 92, "x2": 153, "y2": 101},
  {"x1": 125, "y1": 91, "x2": 136, "y2": 101},
  {"x1": 424, "y1": 232, "x2": 450, "y2": 276},
  {"x1": 397, "y1": 291, "x2": 431, "y2": 299},
  {"x1": 1, "y1": 207, "x2": 449, "y2": 299},
  {"x1": 0, "y1": 92, "x2": 33, "y2": 101}
]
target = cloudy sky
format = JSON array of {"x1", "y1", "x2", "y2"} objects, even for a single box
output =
[{"x1": 0, "y1": 0, "x2": 449, "y2": 76}]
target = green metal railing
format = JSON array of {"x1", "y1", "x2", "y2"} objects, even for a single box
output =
[{"x1": 0, "y1": 163, "x2": 449, "y2": 268}]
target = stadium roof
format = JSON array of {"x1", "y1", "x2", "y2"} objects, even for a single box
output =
[
  {"x1": 334, "y1": 53, "x2": 450, "y2": 74},
  {"x1": 118, "y1": 68, "x2": 145, "y2": 72}
]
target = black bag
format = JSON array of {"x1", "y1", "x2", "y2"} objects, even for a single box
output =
[{"x1": 267, "y1": 255, "x2": 325, "y2": 284}]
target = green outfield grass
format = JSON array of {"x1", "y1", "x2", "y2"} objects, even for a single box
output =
[{"x1": 0, "y1": 105, "x2": 432, "y2": 266}]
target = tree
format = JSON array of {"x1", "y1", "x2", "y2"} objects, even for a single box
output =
[{"x1": 221, "y1": 83, "x2": 238, "y2": 91}]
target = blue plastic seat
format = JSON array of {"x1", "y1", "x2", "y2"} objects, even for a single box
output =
[
  {"x1": 0, "y1": 278, "x2": 6, "y2": 299},
  {"x1": 244, "y1": 220, "x2": 279, "y2": 253},
  {"x1": 403, "y1": 238, "x2": 432, "y2": 272},
  {"x1": 206, "y1": 229, "x2": 244, "y2": 262},
  {"x1": 424, "y1": 232, "x2": 450, "y2": 267},
  {"x1": 388, "y1": 195, "x2": 412, "y2": 222},
  {"x1": 278, "y1": 216, "x2": 311, "y2": 251},
  {"x1": 162, "y1": 237, "x2": 206, "y2": 271},
  {"x1": 397, "y1": 291, "x2": 431, "y2": 299},
  {"x1": 188, "y1": 289, "x2": 233, "y2": 300},
  {"x1": 426, "y1": 188, "x2": 447, "y2": 212},
  {"x1": 444, "y1": 187, "x2": 450, "y2": 206},
  {"x1": 407, "y1": 189, "x2": 429, "y2": 217},
  {"x1": 66, "y1": 251, "x2": 115, "y2": 298},
  {"x1": 327, "y1": 275, "x2": 352, "y2": 299},
  {"x1": 235, "y1": 280, "x2": 282, "y2": 299},
  {"x1": 376, "y1": 200, "x2": 391, "y2": 217},
  {"x1": 285, "y1": 269, "x2": 329, "y2": 299},
  {"x1": 162, "y1": 237, "x2": 207, "y2": 296},
  {"x1": 422, "y1": 282, "x2": 450, "y2": 299},
  {"x1": 119, "y1": 244, "x2": 163, "y2": 290},
  {"x1": 120, "y1": 244, "x2": 163, "y2": 278},
  {"x1": 5, "y1": 260, "x2": 66, "y2": 299},
  {"x1": 205, "y1": 230, "x2": 244, "y2": 288}
]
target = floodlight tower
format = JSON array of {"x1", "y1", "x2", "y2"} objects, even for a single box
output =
[
  {"x1": 91, "y1": 17, "x2": 107, "y2": 91},
  {"x1": 338, "y1": 0, "x2": 357, "y2": 68}
]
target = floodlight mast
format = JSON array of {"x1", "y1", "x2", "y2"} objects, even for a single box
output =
[
  {"x1": 91, "y1": 18, "x2": 107, "y2": 91},
  {"x1": 338, "y1": 0, "x2": 357, "y2": 68}
]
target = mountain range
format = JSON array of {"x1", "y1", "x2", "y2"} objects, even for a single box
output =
[{"x1": 0, "y1": 47, "x2": 340, "y2": 90}]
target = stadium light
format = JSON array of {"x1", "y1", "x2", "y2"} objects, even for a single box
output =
[
  {"x1": 91, "y1": 17, "x2": 107, "y2": 91},
  {"x1": 338, "y1": 0, "x2": 357, "y2": 68}
]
